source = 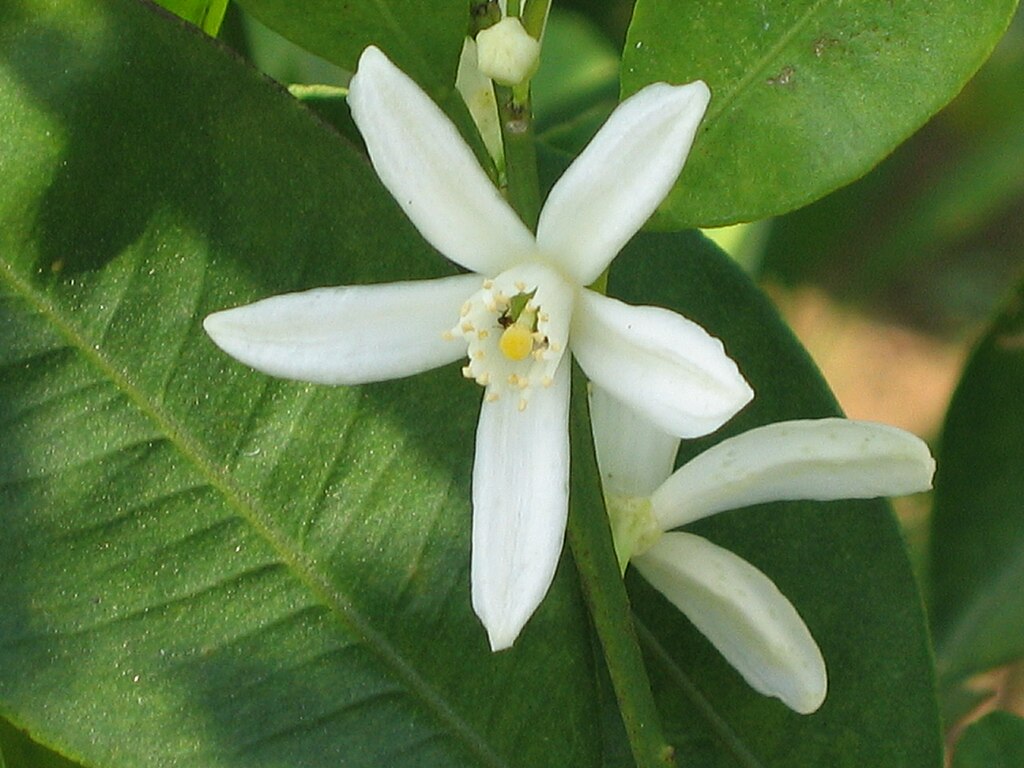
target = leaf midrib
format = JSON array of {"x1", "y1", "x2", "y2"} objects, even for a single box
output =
[
  {"x1": 0, "y1": 256, "x2": 510, "y2": 768},
  {"x1": 697, "y1": 0, "x2": 830, "y2": 142}
]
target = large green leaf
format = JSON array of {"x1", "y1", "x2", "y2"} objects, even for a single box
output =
[
  {"x1": 930, "y1": 278, "x2": 1024, "y2": 686},
  {"x1": 759, "y1": 9, "x2": 1024, "y2": 333},
  {"x1": 952, "y1": 711, "x2": 1024, "y2": 768},
  {"x1": 231, "y1": 0, "x2": 466, "y2": 98},
  {"x1": 621, "y1": 0, "x2": 1020, "y2": 227},
  {"x1": 0, "y1": 2, "x2": 599, "y2": 766},
  {"x1": 606, "y1": 232, "x2": 942, "y2": 766}
]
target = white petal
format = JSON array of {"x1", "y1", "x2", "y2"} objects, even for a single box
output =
[
  {"x1": 347, "y1": 46, "x2": 536, "y2": 276},
  {"x1": 456, "y1": 38, "x2": 503, "y2": 167},
  {"x1": 652, "y1": 418, "x2": 937, "y2": 530},
  {"x1": 572, "y1": 290, "x2": 752, "y2": 439},
  {"x1": 634, "y1": 532, "x2": 827, "y2": 714},
  {"x1": 203, "y1": 274, "x2": 481, "y2": 385},
  {"x1": 471, "y1": 358, "x2": 570, "y2": 651},
  {"x1": 589, "y1": 385, "x2": 680, "y2": 498},
  {"x1": 535, "y1": 81, "x2": 710, "y2": 285}
]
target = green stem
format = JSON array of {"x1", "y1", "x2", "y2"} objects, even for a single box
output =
[
  {"x1": 494, "y1": 83, "x2": 541, "y2": 230},
  {"x1": 521, "y1": 0, "x2": 551, "y2": 40},
  {"x1": 567, "y1": 367, "x2": 677, "y2": 768}
]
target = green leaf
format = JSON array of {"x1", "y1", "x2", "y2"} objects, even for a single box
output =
[
  {"x1": 231, "y1": 0, "x2": 467, "y2": 98},
  {"x1": 622, "y1": 0, "x2": 1020, "y2": 227},
  {"x1": 759, "y1": 10, "x2": 1024, "y2": 332},
  {"x1": 605, "y1": 232, "x2": 943, "y2": 766},
  {"x1": 952, "y1": 711, "x2": 1024, "y2": 768},
  {"x1": 153, "y1": 0, "x2": 228, "y2": 35},
  {"x1": 0, "y1": 717, "x2": 85, "y2": 768},
  {"x1": 930, "y1": 279, "x2": 1024, "y2": 685},
  {"x1": 0, "y1": 2, "x2": 600, "y2": 766}
]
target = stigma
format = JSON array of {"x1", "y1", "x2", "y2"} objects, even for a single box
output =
[{"x1": 499, "y1": 324, "x2": 535, "y2": 361}]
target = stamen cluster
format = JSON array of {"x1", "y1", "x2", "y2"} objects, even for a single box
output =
[{"x1": 450, "y1": 263, "x2": 570, "y2": 411}]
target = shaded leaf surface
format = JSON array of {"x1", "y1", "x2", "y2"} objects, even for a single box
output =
[
  {"x1": 622, "y1": 0, "x2": 1019, "y2": 227},
  {"x1": 0, "y1": 2, "x2": 598, "y2": 767},
  {"x1": 930, "y1": 278, "x2": 1024, "y2": 684},
  {"x1": 606, "y1": 232, "x2": 942, "y2": 766}
]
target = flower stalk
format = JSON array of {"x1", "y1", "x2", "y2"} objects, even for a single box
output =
[
  {"x1": 494, "y1": 82, "x2": 541, "y2": 229},
  {"x1": 567, "y1": 367, "x2": 677, "y2": 768}
]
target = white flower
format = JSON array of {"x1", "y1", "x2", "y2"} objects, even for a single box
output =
[
  {"x1": 590, "y1": 387, "x2": 936, "y2": 713},
  {"x1": 203, "y1": 46, "x2": 753, "y2": 651}
]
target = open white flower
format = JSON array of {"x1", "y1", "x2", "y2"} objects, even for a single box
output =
[
  {"x1": 204, "y1": 46, "x2": 753, "y2": 651},
  {"x1": 591, "y1": 387, "x2": 936, "y2": 713}
]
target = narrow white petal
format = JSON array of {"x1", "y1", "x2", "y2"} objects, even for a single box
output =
[
  {"x1": 652, "y1": 418, "x2": 937, "y2": 530},
  {"x1": 203, "y1": 274, "x2": 481, "y2": 385},
  {"x1": 347, "y1": 46, "x2": 536, "y2": 276},
  {"x1": 572, "y1": 290, "x2": 752, "y2": 439},
  {"x1": 634, "y1": 533, "x2": 827, "y2": 714},
  {"x1": 590, "y1": 385, "x2": 680, "y2": 498},
  {"x1": 536, "y1": 81, "x2": 710, "y2": 285},
  {"x1": 471, "y1": 358, "x2": 570, "y2": 651},
  {"x1": 456, "y1": 38, "x2": 503, "y2": 166}
]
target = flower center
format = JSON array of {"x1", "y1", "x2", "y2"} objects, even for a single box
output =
[{"x1": 450, "y1": 263, "x2": 573, "y2": 411}]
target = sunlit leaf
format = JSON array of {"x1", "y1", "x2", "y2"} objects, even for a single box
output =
[
  {"x1": 0, "y1": 3, "x2": 599, "y2": 766},
  {"x1": 622, "y1": 0, "x2": 1020, "y2": 227},
  {"x1": 760, "y1": 10, "x2": 1024, "y2": 332}
]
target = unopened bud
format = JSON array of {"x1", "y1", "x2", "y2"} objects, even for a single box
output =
[{"x1": 475, "y1": 17, "x2": 540, "y2": 87}]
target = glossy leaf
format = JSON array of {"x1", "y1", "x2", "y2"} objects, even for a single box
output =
[
  {"x1": 231, "y1": 0, "x2": 466, "y2": 98},
  {"x1": 760, "y1": 10, "x2": 1024, "y2": 332},
  {"x1": 0, "y1": 2, "x2": 599, "y2": 767},
  {"x1": 930, "y1": 279, "x2": 1024, "y2": 685},
  {"x1": 952, "y1": 711, "x2": 1024, "y2": 768},
  {"x1": 621, "y1": 0, "x2": 1020, "y2": 227},
  {"x1": 606, "y1": 232, "x2": 942, "y2": 766}
]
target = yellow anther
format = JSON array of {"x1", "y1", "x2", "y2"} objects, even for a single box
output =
[
  {"x1": 499, "y1": 324, "x2": 534, "y2": 361},
  {"x1": 518, "y1": 398, "x2": 528, "y2": 412}
]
